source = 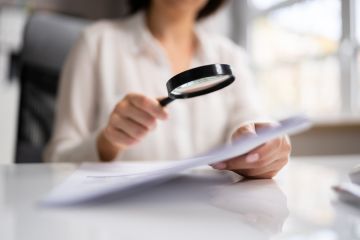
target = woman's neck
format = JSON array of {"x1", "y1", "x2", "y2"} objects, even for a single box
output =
[
  {"x1": 146, "y1": 10, "x2": 195, "y2": 44},
  {"x1": 146, "y1": 8, "x2": 198, "y2": 74}
]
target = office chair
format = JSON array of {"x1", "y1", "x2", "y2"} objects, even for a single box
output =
[{"x1": 15, "y1": 12, "x2": 90, "y2": 163}]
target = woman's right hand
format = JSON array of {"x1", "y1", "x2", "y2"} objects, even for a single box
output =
[{"x1": 97, "y1": 93, "x2": 168, "y2": 161}]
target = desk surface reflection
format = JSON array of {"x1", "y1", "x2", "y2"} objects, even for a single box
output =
[{"x1": 0, "y1": 156, "x2": 359, "y2": 240}]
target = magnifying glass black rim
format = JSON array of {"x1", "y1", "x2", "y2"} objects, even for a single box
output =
[{"x1": 166, "y1": 64, "x2": 235, "y2": 99}]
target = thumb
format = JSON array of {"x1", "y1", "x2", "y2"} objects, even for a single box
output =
[
  {"x1": 232, "y1": 123, "x2": 257, "y2": 141},
  {"x1": 255, "y1": 122, "x2": 278, "y2": 130}
]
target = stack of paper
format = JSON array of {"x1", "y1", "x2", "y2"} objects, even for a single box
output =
[
  {"x1": 41, "y1": 115, "x2": 311, "y2": 206},
  {"x1": 334, "y1": 183, "x2": 360, "y2": 206},
  {"x1": 334, "y1": 166, "x2": 360, "y2": 207}
]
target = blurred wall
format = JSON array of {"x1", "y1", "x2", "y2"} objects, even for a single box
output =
[{"x1": 291, "y1": 123, "x2": 360, "y2": 156}]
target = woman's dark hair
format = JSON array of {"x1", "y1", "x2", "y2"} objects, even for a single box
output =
[{"x1": 127, "y1": 0, "x2": 228, "y2": 20}]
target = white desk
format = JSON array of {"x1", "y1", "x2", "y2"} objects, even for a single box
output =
[{"x1": 0, "y1": 156, "x2": 359, "y2": 240}]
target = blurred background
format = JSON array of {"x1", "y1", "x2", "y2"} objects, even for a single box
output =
[{"x1": 0, "y1": 0, "x2": 359, "y2": 164}]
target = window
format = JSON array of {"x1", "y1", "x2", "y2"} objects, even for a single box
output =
[{"x1": 247, "y1": 0, "x2": 358, "y2": 118}]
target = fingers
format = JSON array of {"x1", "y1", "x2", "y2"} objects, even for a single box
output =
[
  {"x1": 117, "y1": 103, "x2": 157, "y2": 130},
  {"x1": 104, "y1": 125, "x2": 138, "y2": 147},
  {"x1": 110, "y1": 114, "x2": 148, "y2": 140},
  {"x1": 224, "y1": 138, "x2": 283, "y2": 170},
  {"x1": 246, "y1": 137, "x2": 284, "y2": 164},
  {"x1": 127, "y1": 93, "x2": 168, "y2": 120},
  {"x1": 235, "y1": 157, "x2": 288, "y2": 179},
  {"x1": 232, "y1": 123, "x2": 256, "y2": 141},
  {"x1": 254, "y1": 122, "x2": 278, "y2": 130},
  {"x1": 212, "y1": 135, "x2": 291, "y2": 179},
  {"x1": 104, "y1": 93, "x2": 169, "y2": 149}
]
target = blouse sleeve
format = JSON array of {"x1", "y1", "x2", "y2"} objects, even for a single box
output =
[
  {"x1": 224, "y1": 47, "x2": 270, "y2": 142},
  {"x1": 43, "y1": 32, "x2": 101, "y2": 163}
]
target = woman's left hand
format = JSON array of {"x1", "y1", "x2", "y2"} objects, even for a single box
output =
[{"x1": 211, "y1": 123, "x2": 291, "y2": 179}]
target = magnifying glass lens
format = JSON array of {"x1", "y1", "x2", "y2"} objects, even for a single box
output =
[
  {"x1": 171, "y1": 75, "x2": 230, "y2": 95},
  {"x1": 159, "y1": 64, "x2": 235, "y2": 106}
]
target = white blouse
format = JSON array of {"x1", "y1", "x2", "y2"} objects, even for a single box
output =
[{"x1": 44, "y1": 12, "x2": 265, "y2": 163}]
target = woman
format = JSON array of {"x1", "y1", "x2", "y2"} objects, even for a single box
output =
[{"x1": 44, "y1": 0, "x2": 291, "y2": 179}]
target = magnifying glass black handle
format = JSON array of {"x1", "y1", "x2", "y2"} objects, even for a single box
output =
[{"x1": 159, "y1": 97, "x2": 175, "y2": 107}]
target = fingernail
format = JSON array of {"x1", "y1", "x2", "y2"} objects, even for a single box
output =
[
  {"x1": 246, "y1": 153, "x2": 259, "y2": 163},
  {"x1": 212, "y1": 162, "x2": 226, "y2": 170}
]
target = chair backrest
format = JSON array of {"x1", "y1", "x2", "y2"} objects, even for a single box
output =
[{"x1": 15, "y1": 12, "x2": 90, "y2": 163}]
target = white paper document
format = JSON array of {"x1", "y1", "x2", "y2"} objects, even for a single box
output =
[
  {"x1": 41, "y1": 115, "x2": 311, "y2": 206},
  {"x1": 334, "y1": 182, "x2": 360, "y2": 206},
  {"x1": 333, "y1": 165, "x2": 360, "y2": 207}
]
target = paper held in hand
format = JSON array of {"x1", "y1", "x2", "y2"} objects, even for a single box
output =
[{"x1": 41, "y1": 115, "x2": 311, "y2": 206}]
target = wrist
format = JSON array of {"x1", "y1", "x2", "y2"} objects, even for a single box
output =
[{"x1": 97, "y1": 129, "x2": 125, "y2": 162}]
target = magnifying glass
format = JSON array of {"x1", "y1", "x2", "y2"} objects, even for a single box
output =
[{"x1": 159, "y1": 64, "x2": 235, "y2": 106}]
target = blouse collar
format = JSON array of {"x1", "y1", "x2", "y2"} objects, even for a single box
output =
[{"x1": 126, "y1": 12, "x2": 216, "y2": 64}]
